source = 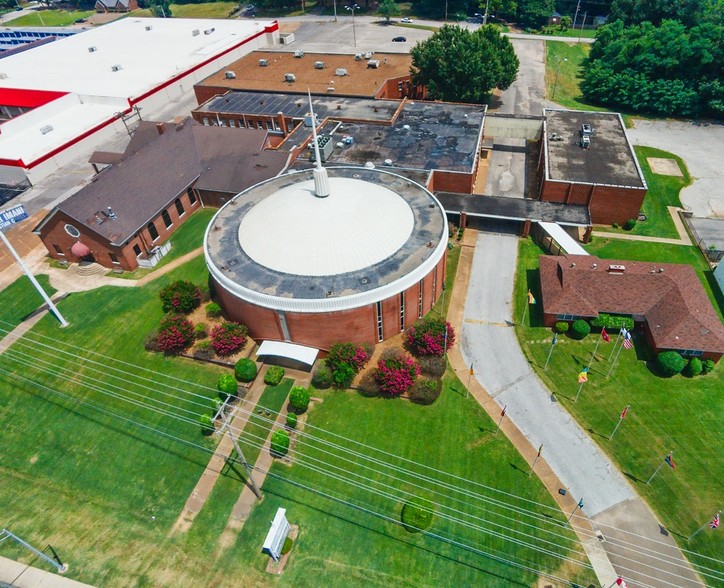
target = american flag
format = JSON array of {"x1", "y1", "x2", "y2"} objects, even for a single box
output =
[
  {"x1": 622, "y1": 328, "x2": 633, "y2": 350},
  {"x1": 710, "y1": 513, "x2": 720, "y2": 529}
]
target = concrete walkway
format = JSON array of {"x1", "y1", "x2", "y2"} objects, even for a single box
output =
[
  {"x1": 0, "y1": 556, "x2": 94, "y2": 588},
  {"x1": 593, "y1": 206, "x2": 694, "y2": 246},
  {"x1": 455, "y1": 230, "x2": 703, "y2": 587}
]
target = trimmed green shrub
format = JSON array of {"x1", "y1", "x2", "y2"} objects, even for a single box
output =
[
  {"x1": 271, "y1": 429, "x2": 290, "y2": 457},
  {"x1": 194, "y1": 323, "x2": 208, "y2": 339},
  {"x1": 199, "y1": 414, "x2": 214, "y2": 436},
  {"x1": 332, "y1": 363, "x2": 356, "y2": 389},
  {"x1": 590, "y1": 314, "x2": 634, "y2": 331},
  {"x1": 401, "y1": 497, "x2": 434, "y2": 532},
  {"x1": 210, "y1": 322, "x2": 248, "y2": 357},
  {"x1": 683, "y1": 357, "x2": 703, "y2": 377},
  {"x1": 656, "y1": 351, "x2": 686, "y2": 377},
  {"x1": 160, "y1": 280, "x2": 202, "y2": 314},
  {"x1": 570, "y1": 319, "x2": 591, "y2": 340},
  {"x1": 156, "y1": 315, "x2": 195, "y2": 354},
  {"x1": 312, "y1": 363, "x2": 333, "y2": 389},
  {"x1": 554, "y1": 321, "x2": 569, "y2": 334},
  {"x1": 624, "y1": 218, "x2": 637, "y2": 231},
  {"x1": 417, "y1": 355, "x2": 446, "y2": 378},
  {"x1": 217, "y1": 374, "x2": 238, "y2": 400},
  {"x1": 702, "y1": 359, "x2": 716, "y2": 374},
  {"x1": 205, "y1": 302, "x2": 222, "y2": 318},
  {"x1": 286, "y1": 412, "x2": 298, "y2": 429},
  {"x1": 289, "y1": 386, "x2": 311, "y2": 413},
  {"x1": 409, "y1": 378, "x2": 443, "y2": 405},
  {"x1": 264, "y1": 366, "x2": 285, "y2": 386},
  {"x1": 234, "y1": 358, "x2": 257, "y2": 382},
  {"x1": 281, "y1": 537, "x2": 293, "y2": 555}
]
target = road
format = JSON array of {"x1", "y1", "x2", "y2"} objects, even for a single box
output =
[{"x1": 460, "y1": 231, "x2": 704, "y2": 588}]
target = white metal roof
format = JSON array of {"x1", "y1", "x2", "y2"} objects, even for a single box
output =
[
  {"x1": 538, "y1": 221, "x2": 589, "y2": 256},
  {"x1": 257, "y1": 341, "x2": 319, "y2": 366},
  {"x1": 238, "y1": 177, "x2": 414, "y2": 276}
]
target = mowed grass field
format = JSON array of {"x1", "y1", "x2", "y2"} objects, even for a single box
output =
[
  {"x1": 4, "y1": 9, "x2": 93, "y2": 26},
  {"x1": 545, "y1": 41, "x2": 594, "y2": 111},
  {"x1": 513, "y1": 238, "x2": 724, "y2": 576},
  {"x1": 131, "y1": 2, "x2": 239, "y2": 18},
  {"x1": 0, "y1": 245, "x2": 594, "y2": 586}
]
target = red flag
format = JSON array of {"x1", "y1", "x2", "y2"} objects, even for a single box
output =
[
  {"x1": 501, "y1": 405, "x2": 507, "y2": 417},
  {"x1": 665, "y1": 453, "x2": 676, "y2": 470},
  {"x1": 537, "y1": 444, "x2": 543, "y2": 458},
  {"x1": 710, "y1": 513, "x2": 720, "y2": 529},
  {"x1": 616, "y1": 578, "x2": 628, "y2": 588},
  {"x1": 601, "y1": 327, "x2": 610, "y2": 342},
  {"x1": 620, "y1": 405, "x2": 629, "y2": 419}
]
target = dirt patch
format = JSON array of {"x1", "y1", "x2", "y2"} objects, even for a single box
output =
[
  {"x1": 29, "y1": 454, "x2": 38, "y2": 464},
  {"x1": 87, "y1": 12, "x2": 125, "y2": 25},
  {"x1": 647, "y1": 157, "x2": 683, "y2": 176}
]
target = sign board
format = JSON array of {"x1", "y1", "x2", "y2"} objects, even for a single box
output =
[
  {"x1": 262, "y1": 508, "x2": 290, "y2": 561},
  {"x1": 0, "y1": 205, "x2": 29, "y2": 232}
]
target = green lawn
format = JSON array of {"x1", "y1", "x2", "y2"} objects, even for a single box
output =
[
  {"x1": 545, "y1": 41, "x2": 596, "y2": 110},
  {"x1": 430, "y1": 244, "x2": 461, "y2": 318},
  {"x1": 130, "y1": 2, "x2": 236, "y2": 18},
  {"x1": 539, "y1": 26, "x2": 598, "y2": 38},
  {"x1": 4, "y1": 9, "x2": 93, "y2": 26},
  {"x1": 514, "y1": 238, "x2": 724, "y2": 577},
  {"x1": 0, "y1": 274, "x2": 56, "y2": 326}
]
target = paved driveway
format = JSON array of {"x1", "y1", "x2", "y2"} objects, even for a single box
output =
[{"x1": 627, "y1": 119, "x2": 724, "y2": 218}]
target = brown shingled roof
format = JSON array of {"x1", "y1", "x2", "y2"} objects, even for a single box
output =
[{"x1": 539, "y1": 254, "x2": 724, "y2": 354}]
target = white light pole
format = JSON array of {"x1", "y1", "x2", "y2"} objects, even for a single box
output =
[
  {"x1": 346, "y1": 3, "x2": 360, "y2": 47},
  {"x1": 333, "y1": 0, "x2": 337, "y2": 21},
  {"x1": 483, "y1": 0, "x2": 490, "y2": 25},
  {"x1": 552, "y1": 57, "x2": 568, "y2": 100}
]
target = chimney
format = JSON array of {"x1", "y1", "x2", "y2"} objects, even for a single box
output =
[
  {"x1": 156, "y1": 122, "x2": 166, "y2": 135},
  {"x1": 277, "y1": 112, "x2": 288, "y2": 136}
]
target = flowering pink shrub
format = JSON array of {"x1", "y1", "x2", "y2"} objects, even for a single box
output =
[
  {"x1": 373, "y1": 349, "x2": 420, "y2": 397},
  {"x1": 326, "y1": 342, "x2": 373, "y2": 388},
  {"x1": 405, "y1": 318, "x2": 456, "y2": 357},
  {"x1": 159, "y1": 280, "x2": 202, "y2": 314},
  {"x1": 156, "y1": 315, "x2": 195, "y2": 354},
  {"x1": 210, "y1": 322, "x2": 248, "y2": 357}
]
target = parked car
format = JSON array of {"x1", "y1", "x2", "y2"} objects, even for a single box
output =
[
  {"x1": 74, "y1": 17, "x2": 86, "y2": 23},
  {"x1": 400, "y1": 17, "x2": 412, "y2": 23},
  {"x1": 392, "y1": 36, "x2": 407, "y2": 42}
]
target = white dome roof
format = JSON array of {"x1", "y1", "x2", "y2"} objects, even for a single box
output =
[{"x1": 238, "y1": 177, "x2": 414, "y2": 276}]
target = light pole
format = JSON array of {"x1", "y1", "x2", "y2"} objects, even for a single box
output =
[
  {"x1": 333, "y1": 0, "x2": 337, "y2": 21},
  {"x1": 482, "y1": 0, "x2": 490, "y2": 24},
  {"x1": 552, "y1": 57, "x2": 567, "y2": 100},
  {"x1": 346, "y1": 3, "x2": 360, "y2": 47}
]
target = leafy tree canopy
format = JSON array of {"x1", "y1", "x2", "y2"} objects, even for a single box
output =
[
  {"x1": 410, "y1": 24, "x2": 519, "y2": 103},
  {"x1": 413, "y1": 0, "x2": 472, "y2": 19},
  {"x1": 608, "y1": 0, "x2": 722, "y2": 27},
  {"x1": 378, "y1": 0, "x2": 401, "y2": 22},
  {"x1": 516, "y1": 0, "x2": 555, "y2": 29}
]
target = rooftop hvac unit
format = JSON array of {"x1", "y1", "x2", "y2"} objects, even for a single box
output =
[
  {"x1": 354, "y1": 53, "x2": 362, "y2": 61},
  {"x1": 111, "y1": 64, "x2": 122, "y2": 72},
  {"x1": 580, "y1": 135, "x2": 590, "y2": 149},
  {"x1": 204, "y1": 28, "x2": 215, "y2": 35},
  {"x1": 145, "y1": 25, "x2": 152, "y2": 31},
  {"x1": 314, "y1": 61, "x2": 325, "y2": 69},
  {"x1": 294, "y1": 49, "x2": 304, "y2": 58},
  {"x1": 364, "y1": 51, "x2": 373, "y2": 59},
  {"x1": 608, "y1": 264, "x2": 626, "y2": 273},
  {"x1": 88, "y1": 46, "x2": 97, "y2": 53},
  {"x1": 225, "y1": 71, "x2": 236, "y2": 79},
  {"x1": 304, "y1": 114, "x2": 318, "y2": 127},
  {"x1": 335, "y1": 68, "x2": 348, "y2": 76},
  {"x1": 39, "y1": 125, "x2": 53, "y2": 135},
  {"x1": 192, "y1": 29, "x2": 200, "y2": 36},
  {"x1": 367, "y1": 59, "x2": 380, "y2": 69},
  {"x1": 581, "y1": 123, "x2": 592, "y2": 136},
  {"x1": 327, "y1": 87, "x2": 335, "y2": 92},
  {"x1": 310, "y1": 135, "x2": 334, "y2": 163},
  {"x1": 258, "y1": 59, "x2": 268, "y2": 67},
  {"x1": 284, "y1": 73, "x2": 296, "y2": 82}
]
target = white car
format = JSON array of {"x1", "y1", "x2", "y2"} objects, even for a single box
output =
[{"x1": 401, "y1": 17, "x2": 413, "y2": 23}]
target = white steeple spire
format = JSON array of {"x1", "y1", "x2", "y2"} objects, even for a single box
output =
[{"x1": 308, "y1": 89, "x2": 330, "y2": 198}]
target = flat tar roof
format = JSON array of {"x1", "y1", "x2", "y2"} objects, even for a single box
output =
[
  {"x1": 544, "y1": 110, "x2": 645, "y2": 188},
  {"x1": 198, "y1": 50, "x2": 412, "y2": 97}
]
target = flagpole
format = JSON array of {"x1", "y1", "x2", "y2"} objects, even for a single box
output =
[
  {"x1": 574, "y1": 378, "x2": 585, "y2": 402},
  {"x1": 609, "y1": 328, "x2": 622, "y2": 360},
  {"x1": 688, "y1": 512, "x2": 720, "y2": 542},
  {"x1": 466, "y1": 364, "x2": 473, "y2": 399},
  {"x1": 609, "y1": 405, "x2": 629, "y2": 440},
  {"x1": 544, "y1": 335, "x2": 557, "y2": 370},
  {"x1": 587, "y1": 333, "x2": 602, "y2": 369},
  {"x1": 521, "y1": 301, "x2": 528, "y2": 327},
  {"x1": 647, "y1": 451, "x2": 672, "y2": 484},
  {"x1": 606, "y1": 336, "x2": 625, "y2": 378},
  {"x1": 567, "y1": 498, "x2": 584, "y2": 523},
  {"x1": 495, "y1": 405, "x2": 506, "y2": 435},
  {"x1": 528, "y1": 445, "x2": 543, "y2": 477}
]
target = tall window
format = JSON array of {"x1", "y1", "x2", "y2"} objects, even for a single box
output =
[
  {"x1": 175, "y1": 197, "x2": 185, "y2": 217},
  {"x1": 399, "y1": 293, "x2": 405, "y2": 332},
  {"x1": 52, "y1": 244, "x2": 64, "y2": 255},
  {"x1": 148, "y1": 221, "x2": 159, "y2": 241},
  {"x1": 376, "y1": 301, "x2": 384, "y2": 342},
  {"x1": 418, "y1": 280, "x2": 423, "y2": 318},
  {"x1": 161, "y1": 209, "x2": 172, "y2": 229},
  {"x1": 109, "y1": 252, "x2": 119, "y2": 264},
  {"x1": 187, "y1": 188, "x2": 197, "y2": 205},
  {"x1": 133, "y1": 244, "x2": 142, "y2": 256}
]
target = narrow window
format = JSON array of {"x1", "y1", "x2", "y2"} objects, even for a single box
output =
[
  {"x1": 418, "y1": 280, "x2": 423, "y2": 318},
  {"x1": 109, "y1": 252, "x2": 120, "y2": 264},
  {"x1": 148, "y1": 221, "x2": 159, "y2": 241},
  {"x1": 399, "y1": 293, "x2": 405, "y2": 332},
  {"x1": 161, "y1": 209, "x2": 172, "y2": 229},
  {"x1": 133, "y1": 244, "x2": 142, "y2": 256},
  {"x1": 187, "y1": 188, "x2": 197, "y2": 205},
  {"x1": 175, "y1": 197, "x2": 185, "y2": 217},
  {"x1": 376, "y1": 301, "x2": 384, "y2": 342},
  {"x1": 52, "y1": 244, "x2": 64, "y2": 255}
]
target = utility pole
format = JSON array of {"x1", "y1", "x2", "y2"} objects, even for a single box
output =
[
  {"x1": 578, "y1": 11, "x2": 587, "y2": 42},
  {"x1": 222, "y1": 418, "x2": 262, "y2": 499},
  {"x1": 572, "y1": 0, "x2": 581, "y2": 29},
  {"x1": 0, "y1": 529, "x2": 68, "y2": 573},
  {"x1": 551, "y1": 58, "x2": 568, "y2": 100}
]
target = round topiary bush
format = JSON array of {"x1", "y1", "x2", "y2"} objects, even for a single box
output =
[
  {"x1": 702, "y1": 359, "x2": 716, "y2": 374},
  {"x1": 289, "y1": 386, "x2": 311, "y2": 413},
  {"x1": 199, "y1": 414, "x2": 215, "y2": 436},
  {"x1": 624, "y1": 218, "x2": 637, "y2": 231},
  {"x1": 332, "y1": 363, "x2": 356, "y2": 389},
  {"x1": 217, "y1": 373, "x2": 238, "y2": 400},
  {"x1": 312, "y1": 363, "x2": 333, "y2": 389},
  {"x1": 271, "y1": 429, "x2": 290, "y2": 457},
  {"x1": 210, "y1": 322, "x2": 248, "y2": 357},
  {"x1": 159, "y1": 280, "x2": 202, "y2": 314},
  {"x1": 570, "y1": 319, "x2": 591, "y2": 340},
  {"x1": 156, "y1": 315, "x2": 195, "y2": 355},
  {"x1": 205, "y1": 302, "x2": 222, "y2": 318},
  {"x1": 554, "y1": 321, "x2": 569, "y2": 334},
  {"x1": 409, "y1": 378, "x2": 443, "y2": 405},
  {"x1": 656, "y1": 351, "x2": 686, "y2": 377},
  {"x1": 401, "y1": 497, "x2": 434, "y2": 533},
  {"x1": 234, "y1": 358, "x2": 257, "y2": 382},
  {"x1": 683, "y1": 357, "x2": 703, "y2": 377},
  {"x1": 264, "y1": 366, "x2": 285, "y2": 386},
  {"x1": 281, "y1": 537, "x2": 293, "y2": 555},
  {"x1": 417, "y1": 355, "x2": 446, "y2": 378},
  {"x1": 286, "y1": 412, "x2": 298, "y2": 429},
  {"x1": 194, "y1": 323, "x2": 208, "y2": 339}
]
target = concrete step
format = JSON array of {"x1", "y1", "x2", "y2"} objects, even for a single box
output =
[{"x1": 76, "y1": 262, "x2": 106, "y2": 276}]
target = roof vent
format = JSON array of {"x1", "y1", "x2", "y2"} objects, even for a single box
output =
[
  {"x1": 383, "y1": 159, "x2": 393, "y2": 166},
  {"x1": 364, "y1": 161, "x2": 375, "y2": 169},
  {"x1": 192, "y1": 29, "x2": 200, "y2": 36},
  {"x1": 367, "y1": 59, "x2": 380, "y2": 69},
  {"x1": 111, "y1": 64, "x2": 122, "y2": 72},
  {"x1": 354, "y1": 53, "x2": 362, "y2": 61},
  {"x1": 258, "y1": 59, "x2": 268, "y2": 67},
  {"x1": 39, "y1": 125, "x2": 53, "y2": 135},
  {"x1": 402, "y1": 124, "x2": 411, "y2": 130},
  {"x1": 294, "y1": 49, "x2": 304, "y2": 58},
  {"x1": 204, "y1": 28, "x2": 215, "y2": 35},
  {"x1": 145, "y1": 25, "x2": 152, "y2": 31},
  {"x1": 364, "y1": 51, "x2": 373, "y2": 59},
  {"x1": 107, "y1": 207, "x2": 117, "y2": 220},
  {"x1": 327, "y1": 87, "x2": 335, "y2": 92},
  {"x1": 335, "y1": 68, "x2": 348, "y2": 76},
  {"x1": 225, "y1": 71, "x2": 236, "y2": 79},
  {"x1": 314, "y1": 61, "x2": 325, "y2": 69},
  {"x1": 608, "y1": 264, "x2": 626, "y2": 273},
  {"x1": 88, "y1": 46, "x2": 97, "y2": 53},
  {"x1": 284, "y1": 73, "x2": 296, "y2": 82}
]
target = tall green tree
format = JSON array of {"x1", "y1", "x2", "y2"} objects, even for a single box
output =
[
  {"x1": 410, "y1": 24, "x2": 519, "y2": 103},
  {"x1": 608, "y1": 0, "x2": 721, "y2": 27},
  {"x1": 378, "y1": 0, "x2": 401, "y2": 22},
  {"x1": 413, "y1": 0, "x2": 472, "y2": 19},
  {"x1": 480, "y1": 0, "x2": 517, "y2": 20},
  {"x1": 516, "y1": 0, "x2": 554, "y2": 29}
]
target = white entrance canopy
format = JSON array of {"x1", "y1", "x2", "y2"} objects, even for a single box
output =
[
  {"x1": 538, "y1": 222, "x2": 589, "y2": 256},
  {"x1": 257, "y1": 341, "x2": 319, "y2": 368}
]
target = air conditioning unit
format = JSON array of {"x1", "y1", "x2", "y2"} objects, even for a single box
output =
[
  {"x1": 367, "y1": 59, "x2": 380, "y2": 69},
  {"x1": 225, "y1": 71, "x2": 236, "y2": 79},
  {"x1": 145, "y1": 25, "x2": 152, "y2": 31},
  {"x1": 354, "y1": 53, "x2": 362, "y2": 61},
  {"x1": 39, "y1": 125, "x2": 53, "y2": 135},
  {"x1": 111, "y1": 64, "x2": 122, "y2": 72},
  {"x1": 314, "y1": 61, "x2": 325, "y2": 69},
  {"x1": 88, "y1": 46, "x2": 97, "y2": 53},
  {"x1": 192, "y1": 29, "x2": 200, "y2": 36},
  {"x1": 608, "y1": 264, "x2": 626, "y2": 273},
  {"x1": 293, "y1": 49, "x2": 304, "y2": 58},
  {"x1": 258, "y1": 59, "x2": 268, "y2": 67},
  {"x1": 363, "y1": 51, "x2": 373, "y2": 59},
  {"x1": 204, "y1": 28, "x2": 215, "y2": 35},
  {"x1": 284, "y1": 73, "x2": 296, "y2": 82},
  {"x1": 335, "y1": 68, "x2": 348, "y2": 76},
  {"x1": 327, "y1": 87, "x2": 335, "y2": 92}
]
